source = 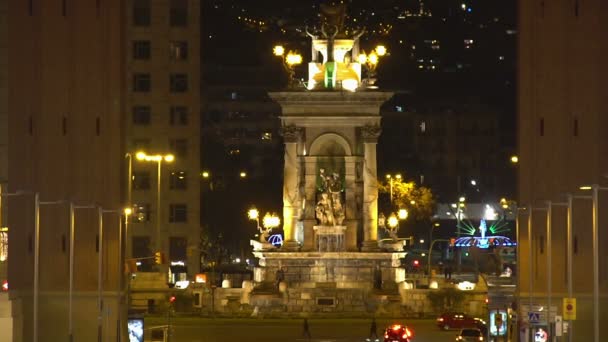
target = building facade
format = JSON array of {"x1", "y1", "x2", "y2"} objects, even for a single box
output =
[
  {"x1": 517, "y1": 0, "x2": 608, "y2": 341},
  {"x1": 125, "y1": 0, "x2": 201, "y2": 276},
  {"x1": 7, "y1": 1, "x2": 126, "y2": 341}
]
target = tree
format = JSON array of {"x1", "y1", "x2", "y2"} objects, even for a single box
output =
[
  {"x1": 199, "y1": 229, "x2": 230, "y2": 270},
  {"x1": 378, "y1": 175, "x2": 435, "y2": 221}
]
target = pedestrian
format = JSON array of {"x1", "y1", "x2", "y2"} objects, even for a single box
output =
[
  {"x1": 369, "y1": 317, "x2": 378, "y2": 339},
  {"x1": 275, "y1": 267, "x2": 285, "y2": 290},
  {"x1": 302, "y1": 318, "x2": 311, "y2": 340},
  {"x1": 446, "y1": 263, "x2": 453, "y2": 280}
]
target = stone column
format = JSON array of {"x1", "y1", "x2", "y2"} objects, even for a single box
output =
[
  {"x1": 361, "y1": 125, "x2": 381, "y2": 251},
  {"x1": 344, "y1": 156, "x2": 358, "y2": 251},
  {"x1": 302, "y1": 156, "x2": 317, "y2": 251},
  {"x1": 281, "y1": 125, "x2": 302, "y2": 251}
]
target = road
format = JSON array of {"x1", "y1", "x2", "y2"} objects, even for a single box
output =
[{"x1": 143, "y1": 317, "x2": 482, "y2": 342}]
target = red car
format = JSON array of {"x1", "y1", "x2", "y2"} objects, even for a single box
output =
[
  {"x1": 383, "y1": 324, "x2": 414, "y2": 342},
  {"x1": 436, "y1": 312, "x2": 486, "y2": 331}
]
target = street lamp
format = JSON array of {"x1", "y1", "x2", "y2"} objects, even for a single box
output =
[
  {"x1": 385, "y1": 173, "x2": 402, "y2": 204},
  {"x1": 248, "y1": 207, "x2": 280, "y2": 243},
  {"x1": 273, "y1": 45, "x2": 302, "y2": 88},
  {"x1": 358, "y1": 45, "x2": 388, "y2": 86},
  {"x1": 381, "y1": 209, "x2": 408, "y2": 241},
  {"x1": 578, "y1": 184, "x2": 608, "y2": 342},
  {"x1": 135, "y1": 152, "x2": 175, "y2": 267}
]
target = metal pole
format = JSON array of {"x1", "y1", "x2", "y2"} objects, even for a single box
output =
[
  {"x1": 592, "y1": 186, "x2": 599, "y2": 342},
  {"x1": 515, "y1": 207, "x2": 521, "y2": 342},
  {"x1": 127, "y1": 154, "x2": 132, "y2": 208},
  {"x1": 157, "y1": 160, "x2": 161, "y2": 256},
  {"x1": 389, "y1": 177, "x2": 393, "y2": 204},
  {"x1": 68, "y1": 203, "x2": 75, "y2": 342},
  {"x1": 33, "y1": 193, "x2": 40, "y2": 342},
  {"x1": 98, "y1": 206, "x2": 103, "y2": 342},
  {"x1": 545, "y1": 201, "x2": 552, "y2": 330},
  {"x1": 566, "y1": 195, "x2": 573, "y2": 342},
  {"x1": 117, "y1": 214, "x2": 123, "y2": 342},
  {"x1": 527, "y1": 206, "x2": 533, "y2": 317}
]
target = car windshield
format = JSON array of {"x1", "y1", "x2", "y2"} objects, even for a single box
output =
[{"x1": 461, "y1": 329, "x2": 481, "y2": 336}]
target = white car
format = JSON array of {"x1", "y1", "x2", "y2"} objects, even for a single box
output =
[{"x1": 455, "y1": 328, "x2": 484, "y2": 341}]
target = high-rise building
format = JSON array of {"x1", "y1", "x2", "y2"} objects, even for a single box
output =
[
  {"x1": 125, "y1": 0, "x2": 201, "y2": 277},
  {"x1": 7, "y1": 1, "x2": 126, "y2": 341},
  {"x1": 517, "y1": 1, "x2": 608, "y2": 340},
  {"x1": 0, "y1": 0, "x2": 9, "y2": 340}
]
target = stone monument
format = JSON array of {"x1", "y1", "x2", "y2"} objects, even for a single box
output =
[{"x1": 250, "y1": 5, "x2": 405, "y2": 315}]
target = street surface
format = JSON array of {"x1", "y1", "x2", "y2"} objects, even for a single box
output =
[{"x1": 144, "y1": 317, "x2": 498, "y2": 342}]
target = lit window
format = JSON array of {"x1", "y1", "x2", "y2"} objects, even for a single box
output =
[
  {"x1": 169, "y1": 171, "x2": 187, "y2": 190},
  {"x1": 420, "y1": 121, "x2": 426, "y2": 133},
  {"x1": 131, "y1": 203, "x2": 151, "y2": 222},
  {"x1": 170, "y1": 41, "x2": 188, "y2": 61}
]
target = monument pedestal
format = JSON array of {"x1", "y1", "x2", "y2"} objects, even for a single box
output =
[
  {"x1": 313, "y1": 225, "x2": 347, "y2": 252},
  {"x1": 361, "y1": 240, "x2": 381, "y2": 252},
  {"x1": 251, "y1": 251, "x2": 406, "y2": 314}
]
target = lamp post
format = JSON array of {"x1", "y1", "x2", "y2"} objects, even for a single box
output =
[
  {"x1": 380, "y1": 208, "x2": 408, "y2": 242},
  {"x1": 385, "y1": 174, "x2": 402, "y2": 205},
  {"x1": 247, "y1": 207, "x2": 280, "y2": 243},
  {"x1": 578, "y1": 184, "x2": 608, "y2": 342},
  {"x1": 357, "y1": 45, "x2": 387, "y2": 86},
  {"x1": 68, "y1": 203, "x2": 96, "y2": 342},
  {"x1": 273, "y1": 45, "x2": 302, "y2": 88},
  {"x1": 135, "y1": 152, "x2": 175, "y2": 267}
]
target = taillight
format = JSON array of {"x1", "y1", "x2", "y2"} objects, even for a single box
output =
[
  {"x1": 438, "y1": 317, "x2": 444, "y2": 322},
  {"x1": 405, "y1": 327, "x2": 413, "y2": 337}
]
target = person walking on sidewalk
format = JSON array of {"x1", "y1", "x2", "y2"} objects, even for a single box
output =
[
  {"x1": 302, "y1": 318, "x2": 312, "y2": 340},
  {"x1": 368, "y1": 317, "x2": 378, "y2": 340}
]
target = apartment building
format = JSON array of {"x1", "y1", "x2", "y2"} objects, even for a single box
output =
[
  {"x1": 126, "y1": 0, "x2": 201, "y2": 277},
  {"x1": 517, "y1": 1, "x2": 608, "y2": 341}
]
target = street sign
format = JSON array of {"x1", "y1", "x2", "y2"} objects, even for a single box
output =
[
  {"x1": 563, "y1": 298, "x2": 576, "y2": 320},
  {"x1": 521, "y1": 304, "x2": 557, "y2": 323},
  {"x1": 528, "y1": 312, "x2": 540, "y2": 323}
]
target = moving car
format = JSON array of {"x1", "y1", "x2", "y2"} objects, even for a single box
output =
[
  {"x1": 437, "y1": 312, "x2": 486, "y2": 331},
  {"x1": 383, "y1": 324, "x2": 414, "y2": 342},
  {"x1": 456, "y1": 328, "x2": 484, "y2": 341}
]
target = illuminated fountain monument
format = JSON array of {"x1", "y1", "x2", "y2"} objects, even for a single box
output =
[{"x1": 249, "y1": 4, "x2": 405, "y2": 315}]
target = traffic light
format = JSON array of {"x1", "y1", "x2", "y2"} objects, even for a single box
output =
[
  {"x1": 169, "y1": 295, "x2": 176, "y2": 304},
  {"x1": 412, "y1": 260, "x2": 420, "y2": 267},
  {"x1": 154, "y1": 251, "x2": 164, "y2": 265}
]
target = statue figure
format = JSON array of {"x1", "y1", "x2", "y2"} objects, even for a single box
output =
[{"x1": 315, "y1": 168, "x2": 345, "y2": 226}]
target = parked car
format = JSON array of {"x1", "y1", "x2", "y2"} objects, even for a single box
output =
[
  {"x1": 437, "y1": 312, "x2": 486, "y2": 331},
  {"x1": 383, "y1": 324, "x2": 414, "y2": 342},
  {"x1": 455, "y1": 328, "x2": 484, "y2": 341}
]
